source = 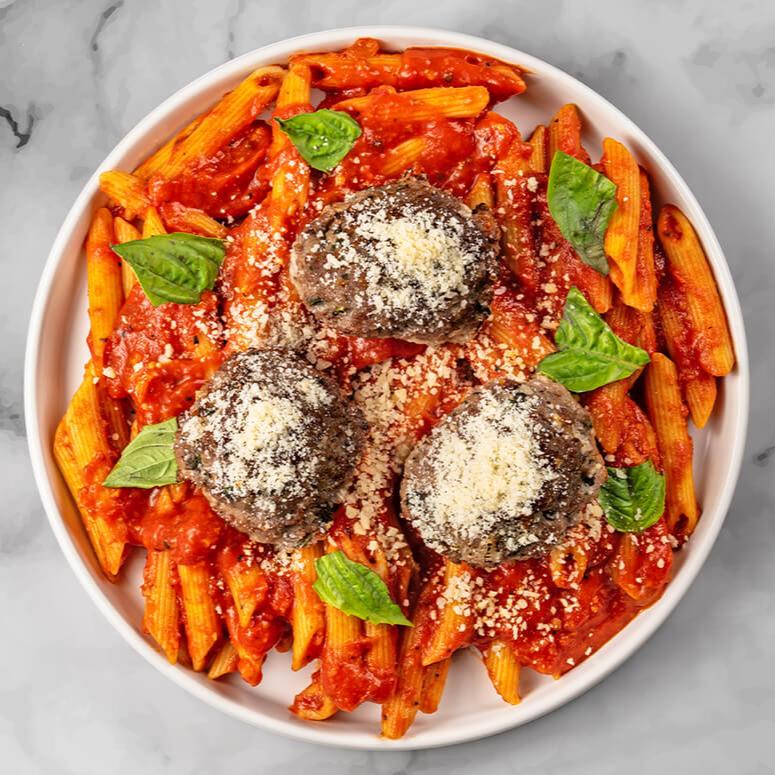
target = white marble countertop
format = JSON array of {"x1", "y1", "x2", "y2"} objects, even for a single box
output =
[{"x1": 2, "y1": 1, "x2": 774, "y2": 772}]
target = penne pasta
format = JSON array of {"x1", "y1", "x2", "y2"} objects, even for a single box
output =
[
  {"x1": 290, "y1": 675, "x2": 339, "y2": 721},
  {"x1": 419, "y1": 657, "x2": 451, "y2": 714},
  {"x1": 602, "y1": 138, "x2": 642, "y2": 309},
  {"x1": 381, "y1": 616, "x2": 425, "y2": 740},
  {"x1": 527, "y1": 124, "x2": 548, "y2": 173},
  {"x1": 290, "y1": 544, "x2": 326, "y2": 671},
  {"x1": 548, "y1": 103, "x2": 590, "y2": 164},
  {"x1": 85, "y1": 208, "x2": 123, "y2": 369},
  {"x1": 159, "y1": 201, "x2": 227, "y2": 238},
  {"x1": 208, "y1": 640, "x2": 239, "y2": 679},
  {"x1": 422, "y1": 560, "x2": 474, "y2": 666},
  {"x1": 482, "y1": 641, "x2": 521, "y2": 705},
  {"x1": 657, "y1": 204, "x2": 735, "y2": 376},
  {"x1": 178, "y1": 562, "x2": 220, "y2": 671},
  {"x1": 336, "y1": 86, "x2": 490, "y2": 121},
  {"x1": 142, "y1": 549, "x2": 180, "y2": 663},
  {"x1": 113, "y1": 216, "x2": 141, "y2": 296},
  {"x1": 382, "y1": 136, "x2": 427, "y2": 177},
  {"x1": 141, "y1": 205, "x2": 167, "y2": 238},
  {"x1": 159, "y1": 65, "x2": 284, "y2": 178},
  {"x1": 644, "y1": 353, "x2": 699, "y2": 538},
  {"x1": 99, "y1": 170, "x2": 150, "y2": 221}
]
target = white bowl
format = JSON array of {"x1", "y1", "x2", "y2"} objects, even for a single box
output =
[{"x1": 24, "y1": 26, "x2": 749, "y2": 750}]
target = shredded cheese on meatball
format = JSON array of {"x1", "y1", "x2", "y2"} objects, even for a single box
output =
[{"x1": 408, "y1": 391, "x2": 556, "y2": 555}]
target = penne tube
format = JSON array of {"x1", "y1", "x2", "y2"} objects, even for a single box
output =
[
  {"x1": 159, "y1": 65, "x2": 284, "y2": 178},
  {"x1": 549, "y1": 542, "x2": 588, "y2": 589},
  {"x1": 134, "y1": 113, "x2": 205, "y2": 180},
  {"x1": 548, "y1": 104, "x2": 590, "y2": 164},
  {"x1": 290, "y1": 543, "x2": 326, "y2": 671},
  {"x1": 158, "y1": 201, "x2": 227, "y2": 238},
  {"x1": 99, "y1": 170, "x2": 150, "y2": 221},
  {"x1": 659, "y1": 280, "x2": 718, "y2": 428},
  {"x1": 482, "y1": 641, "x2": 521, "y2": 705},
  {"x1": 381, "y1": 617, "x2": 425, "y2": 739},
  {"x1": 113, "y1": 216, "x2": 141, "y2": 296},
  {"x1": 178, "y1": 562, "x2": 220, "y2": 671},
  {"x1": 657, "y1": 204, "x2": 735, "y2": 376},
  {"x1": 208, "y1": 640, "x2": 239, "y2": 679},
  {"x1": 221, "y1": 561, "x2": 266, "y2": 629},
  {"x1": 465, "y1": 172, "x2": 494, "y2": 210},
  {"x1": 290, "y1": 674, "x2": 339, "y2": 721},
  {"x1": 644, "y1": 353, "x2": 699, "y2": 538},
  {"x1": 602, "y1": 138, "x2": 641, "y2": 309},
  {"x1": 142, "y1": 549, "x2": 180, "y2": 663},
  {"x1": 382, "y1": 136, "x2": 427, "y2": 177},
  {"x1": 528, "y1": 124, "x2": 548, "y2": 173},
  {"x1": 422, "y1": 560, "x2": 474, "y2": 666},
  {"x1": 336, "y1": 86, "x2": 490, "y2": 121},
  {"x1": 85, "y1": 208, "x2": 123, "y2": 368},
  {"x1": 633, "y1": 167, "x2": 659, "y2": 311},
  {"x1": 141, "y1": 205, "x2": 167, "y2": 238},
  {"x1": 419, "y1": 657, "x2": 451, "y2": 714}
]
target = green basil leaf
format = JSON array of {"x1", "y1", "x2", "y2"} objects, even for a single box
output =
[
  {"x1": 275, "y1": 109, "x2": 362, "y2": 172},
  {"x1": 103, "y1": 418, "x2": 179, "y2": 488},
  {"x1": 547, "y1": 151, "x2": 618, "y2": 275},
  {"x1": 111, "y1": 233, "x2": 225, "y2": 307},
  {"x1": 313, "y1": 550, "x2": 412, "y2": 626},
  {"x1": 599, "y1": 461, "x2": 666, "y2": 532},
  {"x1": 538, "y1": 287, "x2": 650, "y2": 391}
]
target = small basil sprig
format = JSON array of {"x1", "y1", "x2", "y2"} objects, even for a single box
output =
[
  {"x1": 313, "y1": 550, "x2": 412, "y2": 626},
  {"x1": 103, "y1": 418, "x2": 178, "y2": 489},
  {"x1": 599, "y1": 461, "x2": 666, "y2": 532},
  {"x1": 111, "y1": 233, "x2": 224, "y2": 306},
  {"x1": 538, "y1": 287, "x2": 650, "y2": 391},
  {"x1": 275, "y1": 109, "x2": 362, "y2": 172},
  {"x1": 547, "y1": 151, "x2": 618, "y2": 275}
]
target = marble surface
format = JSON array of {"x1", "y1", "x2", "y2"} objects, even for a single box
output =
[{"x1": 3, "y1": 0, "x2": 774, "y2": 772}]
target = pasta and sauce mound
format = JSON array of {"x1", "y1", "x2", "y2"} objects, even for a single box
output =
[{"x1": 54, "y1": 38, "x2": 735, "y2": 739}]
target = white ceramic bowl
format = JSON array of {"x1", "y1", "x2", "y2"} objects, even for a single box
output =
[{"x1": 25, "y1": 26, "x2": 749, "y2": 750}]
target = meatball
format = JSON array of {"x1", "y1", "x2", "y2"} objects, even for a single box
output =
[
  {"x1": 400, "y1": 376, "x2": 605, "y2": 568},
  {"x1": 290, "y1": 177, "x2": 499, "y2": 344},
  {"x1": 174, "y1": 348, "x2": 366, "y2": 548}
]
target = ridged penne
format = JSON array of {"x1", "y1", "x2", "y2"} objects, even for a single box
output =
[
  {"x1": 419, "y1": 657, "x2": 451, "y2": 714},
  {"x1": 142, "y1": 549, "x2": 180, "y2": 663},
  {"x1": 602, "y1": 138, "x2": 642, "y2": 309},
  {"x1": 528, "y1": 124, "x2": 548, "y2": 173},
  {"x1": 141, "y1": 205, "x2": 167, "y2": 238},
  {"x1": 336, "y1": 86, "x2": 490, "y2": 121},
  {"x1": 657, "y1": 204, "x2": 735, "y2": 376},
  {"x1": 208, "y1": 640, "x2": 239, "y2": 680},
  {"x1": 85, "y1": 208, "x2": 123, "y2": 368},
  {"x1": 159, "y1": 65, "x2": 284, "y2": 178},
  {"x1": 482, "y1": 641, "x2": 521, "y2": 705},
  {"x1": 113, "y1": 216, "x2": 141, "y2": 296},
  {"x1": 134, "y1": 113, "x2": 205, "y2": 180},
  {"x1": 644, "y1": 353, "x2": 699, "y2": 537},
  {"x1": 549, "y1": 542, "x2": 588, "y2": 589},
  {"x1": 466, "y1": 172, "x2": 494, "y2": 209},
  {"x1": 381, "y1": 617, "x2": 425, "y2": 739},
  {"x1": 382, "y1": 136, "x2": 427, "y2": 177},
  {"x1": 159, "y1": 201, "x2": 227, "y2": 238},
  {"x1": 548, "y1": 104, "x2": 590, "y2": 164},
  {"x1": 422, "y1": 560, "x2": 474, "y2": 666},
  {"x1": 221, "y1": 560, "x2": 266, "y2": 629},
  {"x1": 290, "y1": 675, "x2": 339, "y2": 721},
  {"x1": 291, "y1": 543, "x2": 326, "y2": 671},
  {"x1": 178, "y1": 562, "x2": 220, "y2": 671},
  {"x1": 99, "y1": 170, "x2": 150, "y2": 221}
]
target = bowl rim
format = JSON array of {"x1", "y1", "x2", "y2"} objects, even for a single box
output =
[{"x1": 24, "y1": 25, "x2": 750, "y2": 750}]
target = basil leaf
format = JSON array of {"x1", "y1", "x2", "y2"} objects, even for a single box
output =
[
  {"x1": 599, "y1": 461, "x2": 666, "y2": 532},
  {"x1": 103, "y1": 418, "x2": 178, "y2": 488},
  {"x1": 275, "y1": 109, "x2": 362, "y2": 172},
  {"x1": 547, "y1": 151, "x2": 618, "y2": 275},
  {"x1": 313, "y1": 550, "x2": 412, "y2": 626},
  {"x1": 538, "y1": 287, "x2": 650, "y2": 391},
  {"x1": 111, "y1": 233, "x2": 225, "y2": 307}
]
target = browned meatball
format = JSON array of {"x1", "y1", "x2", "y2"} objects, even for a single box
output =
[
  {"x1": 290, "y1": 177, "x2": 499, "y2": 344},
  {"x1": 174, "y1": 348, "x2": 366, "y2": 548},
  {"x1": 400, "y1": 376, "x2": 606, "y2": 568}
]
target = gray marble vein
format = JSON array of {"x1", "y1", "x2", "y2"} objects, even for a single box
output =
[{"x1": 2, "y1": 0, "x2": 774, "y2": 772}]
